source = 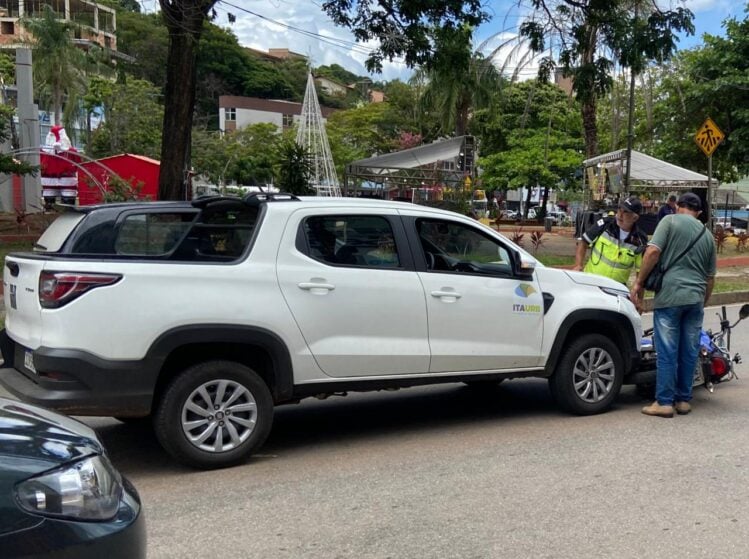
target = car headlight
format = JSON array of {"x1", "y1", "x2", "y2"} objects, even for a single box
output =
[
  {"x1": 599, "y1": 286, "x2": 630, "y2": 299},
  {"x1": 16, "y1": 455, "x2": 123, "y2": 520}
]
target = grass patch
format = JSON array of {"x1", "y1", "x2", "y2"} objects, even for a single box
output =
[
  {"x1": 536, "y1": 254, "x2": 575, "y2": 267},
  {"x1": 0, "y1": 240, "x2": 35, "y2": 264}
]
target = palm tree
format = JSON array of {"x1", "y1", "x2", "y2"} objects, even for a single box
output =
[
  {"x1": 22, "y1": 5, "x2": 88, "y2": 127},
  {"x1": 415, "y1": 26, "x2": 505, "y2": 137}
]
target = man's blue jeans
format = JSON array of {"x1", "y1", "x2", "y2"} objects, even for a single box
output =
[{"x1": 653, "y1": 302, "x2": 704, "y2": 405}]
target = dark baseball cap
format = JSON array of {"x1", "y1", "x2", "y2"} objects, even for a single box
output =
[
  {"x1": 619, "y1": 196, "x2": 643, "y2": 215},
  {"x1": 677, "y1": 192, "x2": 702, "y2": 211}
]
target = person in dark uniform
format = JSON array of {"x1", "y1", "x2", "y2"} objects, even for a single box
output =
[{"x1": 657, "y1": 194, "x2": 677, "y2": 223}]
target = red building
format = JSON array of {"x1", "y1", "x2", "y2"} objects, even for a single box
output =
[{"x1": 77, "y1": 154, "x2": 160, "y2": 205}]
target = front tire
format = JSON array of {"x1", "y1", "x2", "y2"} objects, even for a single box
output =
[
  {"x1": 154, "y1": 360, "x2": 274, "y2": 469},
  {"x1": 549, "y1": 334, "x2": 623, "y2": 415}
]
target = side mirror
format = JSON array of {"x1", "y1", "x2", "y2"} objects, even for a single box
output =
[
  {"x1": 517, "y1": 253, "x2": 536, "y2": 275},
  {"x1": 740, "y1": 304, "x2": 749, "y2": 320}
]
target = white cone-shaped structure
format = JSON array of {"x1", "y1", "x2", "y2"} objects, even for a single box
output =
[{"x1": 296, "y1": 73, "x2": 340, "y2": 196}]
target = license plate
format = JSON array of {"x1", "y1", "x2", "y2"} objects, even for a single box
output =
[
  {"x1": 24, "y1": 351, "x2": 36, "y2": 374},
  {"x1": 9, "y1": 284, "x2": 16, "y2": 310}
]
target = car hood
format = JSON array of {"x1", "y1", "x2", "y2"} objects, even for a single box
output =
[
  {"x1": 563, "y1": 269, "x2": 630, "y2": 291},
  {"x1": 0, "y1": 399, "x2": 104, "y2": 536},
  {"x1": 0, "y1": 397, "x2": 102, "y2": 474}
]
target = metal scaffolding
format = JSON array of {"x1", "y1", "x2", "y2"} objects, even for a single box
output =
[{"x1": 296, "y1": 73, "x2": 340, "y2": 197}]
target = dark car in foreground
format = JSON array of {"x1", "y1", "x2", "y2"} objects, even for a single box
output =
[{"x1": 0, "y1": 397, "x2": 145, "y2": 558}]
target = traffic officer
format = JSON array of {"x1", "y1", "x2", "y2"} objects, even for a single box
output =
[{"x1": 573, "y1": 196, "x2": 648, "y2": 285}]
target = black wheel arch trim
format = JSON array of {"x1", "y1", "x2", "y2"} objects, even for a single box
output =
[
  {"x1": 545, "y1": 309, "x2": 639, "y2": 376},
  {"x1": 146, "y1": 324, "x2": 294, "y2": 401}
]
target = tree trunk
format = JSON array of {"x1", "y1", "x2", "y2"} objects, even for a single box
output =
[
  {"x1": 580, "y1": 22, "x2": 599, "y2": 159},
  {"x1": 582, "y1": 100, "x2": 598, "y2": 159},
  {"x1": 158, "y1": 0, "x2": 216, "y2": 200}
]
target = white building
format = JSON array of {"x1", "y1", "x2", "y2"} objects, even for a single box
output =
[{"x1": 219, "y1": 95, "x2": 336, "y2": 134}]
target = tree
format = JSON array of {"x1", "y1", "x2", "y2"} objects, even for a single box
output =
[
  {"x1": 326, "y1": 102, "x2": 411, "y2": 178},
  {"x1": 519, "y1": 0, "x2": 694, "y2": 158},
  {"x1": 0, "y1": 104, "x2": 35, "y2": 176},
  {"x1": 477, "y1": 80, "x2": 583, "y2": 218},
  {"x1": 22, "y1": 5, "x2": 88, "y2": 126},
  {"x1": 416, "y1": 25, "x2": 503, "y2": 137},
  {"x1": 116, "y1": 11, "x2": 169, "y2": 89},
  {"x1": 276, "y1": 141, "x2": 313, "y2": 195},
  {"x1": 192, "y1": 123, "x2": 282, "y2": 187},
  {"x1": 322, "y1": 0, "x2": 488, "y2": 73},
  {"x1": 158, "y1": 0, "x2": 218, "y2": 200},
  {"x1": 87, "y1": 77, "x2": 163, "y2": 159}
]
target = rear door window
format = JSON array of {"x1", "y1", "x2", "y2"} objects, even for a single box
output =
[
  {"x1": 303, "y1": 215, "x2": 401, "y2": 268},
  {"x1": 115, "y1": 212, "x2": 196, "y2": 256}
]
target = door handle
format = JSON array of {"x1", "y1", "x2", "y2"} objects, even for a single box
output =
[
  {"x1": 431, "y1": 290, "x2": 462, "y2": 300},
  {"x1": 298, "y1": 282, "x2": 335, "y2": 291}
]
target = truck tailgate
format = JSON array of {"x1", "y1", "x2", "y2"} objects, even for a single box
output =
[{"x1": 3, "y1": 255, "x2": 47, "y2": 350}]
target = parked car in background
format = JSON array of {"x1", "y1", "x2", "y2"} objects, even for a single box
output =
[
  {"x1": 0, "y1": 397, "x2": 146, "y2": 558},
  {"x1": 547, "y1": 210, "x2": 571, "y2": 226}
]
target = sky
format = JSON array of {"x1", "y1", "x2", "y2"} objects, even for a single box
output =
[{"x1": 212, "y1": 0, "x2": 745, "y2": 83}]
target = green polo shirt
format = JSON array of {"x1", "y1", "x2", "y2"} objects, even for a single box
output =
[{"x1": 649, "y1": 213, "x2": 716, "y2": 309}]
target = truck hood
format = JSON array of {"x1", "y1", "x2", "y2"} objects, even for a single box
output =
[{"x1": 562, "y1": 270, "x2": 630, "y2": 292}]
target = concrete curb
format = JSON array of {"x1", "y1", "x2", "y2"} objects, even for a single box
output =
[{"x1": 642, "y1": 290, "x2": 749, "y2": 312}]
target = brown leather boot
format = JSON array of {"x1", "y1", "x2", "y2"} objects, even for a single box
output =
[
  {"x1": 641, "y1": 401, "x2": 674, "y2": 418},
  {"x1": 674, "y1": 401, "x2": 692, "y2": 415}
]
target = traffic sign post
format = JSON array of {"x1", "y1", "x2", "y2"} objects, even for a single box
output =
[{"x1": 695, "y1": 118, "x2": 725, "y2": 231}]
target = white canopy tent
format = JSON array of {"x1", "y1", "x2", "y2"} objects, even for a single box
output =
[{"x1": 583, "y1": 149, "x2": 711, "y2": 190}]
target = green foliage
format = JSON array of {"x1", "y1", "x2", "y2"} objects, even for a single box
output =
[
  {"x1": 0, "y1": 105, "x2": 35, "y2": 176},
  {"x1": 196, "y1": 24, "x2": 295, "y2": 127},
  {"x1": 276, "y1": 141, "x2": 313, "y2": 195},
  {"x1": 99, "y1": 175, "x2": 148, "y2": 203},
  {"x1": 116, "y1": 11, "x2": 169, "y2": 89},
  {"x1": 0, "y1": 52, "x2": 14, "y2": 86},
  {"x1": 315, "y1": 64, "x2": 359, "y2": 86},
  {"x1": 654, "y1": 10, "x2": 749, "y2": 178},
  {"x1": 322, "y1": 0, "x2": 488, "y2": 73},
  {"x1": 326, "y1": 102, "x2": 406, "y2": 178},
  {"x1": 417, "y1": 25, "x2": 503, "y2": 136},
  {"x1": 477, "y1": 81, "x2": 583, "y2": 198},
  {"x1": 22, "y1": 5, "x2": 89, "y2": 125},
  {"x1": 519, "y1": 0, "x2": 694, "y2": 157},
  {"x1": 192, "y1": 123, "x2": 283, "y2": 186},
  {"x1": 88, "y1": 77, "x2": 163, "y2": 159}
]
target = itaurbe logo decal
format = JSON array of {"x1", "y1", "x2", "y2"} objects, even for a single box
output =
[
  {"x1": 514, "y1": 283, "x2": 536, "y2": 298},
  {"x1": 513, "y1": 283, "x2": 541, "y2": 313}
]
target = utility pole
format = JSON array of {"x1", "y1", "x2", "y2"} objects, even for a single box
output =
[{"x1": 16, "y1": 48, "x2": 41, "y2": 213}]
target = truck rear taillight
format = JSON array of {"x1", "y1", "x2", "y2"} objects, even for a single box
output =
[{"x1": 39, "y1": 272, "x2": 122, "y2": 309}]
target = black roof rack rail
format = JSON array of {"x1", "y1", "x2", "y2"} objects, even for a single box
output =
[{"x1": 242, "y1": 192, "x2": 301, "y2": 206}]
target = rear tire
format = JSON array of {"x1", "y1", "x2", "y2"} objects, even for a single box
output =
[
  {"x1": 549, "y1": 334, "x2": 623, "y2": 415},
  {"x1": 154, "y1": 360, "x2": 273, "y2": 469}
]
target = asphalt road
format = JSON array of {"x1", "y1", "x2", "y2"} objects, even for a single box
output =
[{"x1": 5, "y1": 304, "x2": 749, "y2": 558}]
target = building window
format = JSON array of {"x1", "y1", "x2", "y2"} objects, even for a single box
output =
[
  {"x1": 225, "y1": 108, "x2": 236, "y2": 122},
  {"x1": 1, "y1": 21, "x2": 15, "y2": 35},
  {"x1": 282, "y1": 114, "x2": 294, "y2": 129}
]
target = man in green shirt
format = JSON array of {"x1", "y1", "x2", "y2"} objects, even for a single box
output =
[{"x1": 630, "y1": 192, "x2": 716, "y2": 418}]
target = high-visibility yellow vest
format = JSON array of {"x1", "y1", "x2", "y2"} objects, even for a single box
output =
[{"x1": 584, "y1": 230, "x2": 642, "y2": 285}]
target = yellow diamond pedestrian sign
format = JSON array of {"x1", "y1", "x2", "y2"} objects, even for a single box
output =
[{"x1": 694, "y1": 118, "x2": 724, "y2": 157}]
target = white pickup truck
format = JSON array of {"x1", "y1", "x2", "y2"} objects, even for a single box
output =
[{"x1": 0, "y1": 194, "x2": 643, "y2": 469}]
